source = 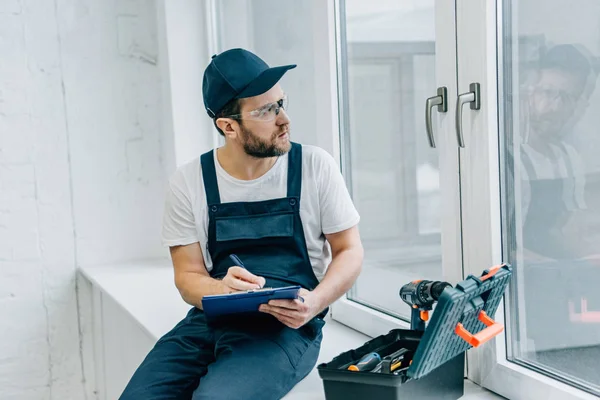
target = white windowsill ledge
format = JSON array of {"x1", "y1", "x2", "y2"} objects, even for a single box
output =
[{"x1": 79, "y1": 259, "x2": 501, "y2": 400}]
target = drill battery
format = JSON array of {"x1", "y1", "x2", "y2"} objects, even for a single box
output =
[{"x1": 371, "y1": 348, "x2": 413, "y2": 374}]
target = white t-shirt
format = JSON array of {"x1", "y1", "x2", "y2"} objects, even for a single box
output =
[{"x1": 161, "y1": 144, "x2": 360, "y2": 280}]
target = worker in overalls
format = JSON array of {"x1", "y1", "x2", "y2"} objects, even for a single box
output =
[
  {"x1": 513, "y1": 43, "x2": 600, "y2": 352},
  {"x1": 119, "y1": 48, "x2": 364, "y2": 399},
  {"x1": 518, "y1": 44, "x2": 597, "y2": 261}
]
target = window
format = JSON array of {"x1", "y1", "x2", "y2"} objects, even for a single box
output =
[
  {"x1": 500, "y1": 0, "x2": 600, "y2": 395},
  {"x1": 338, "y1": 0, "x2": 443, "y2": 320}
]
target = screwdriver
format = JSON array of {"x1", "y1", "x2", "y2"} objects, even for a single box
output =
[{"x1": 347, "y1": 352, "x2": 381, "y2": 372}]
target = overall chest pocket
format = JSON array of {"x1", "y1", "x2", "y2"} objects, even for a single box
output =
[{"x1": 215, "y1": 212, "x2": 294, "y2": 242}]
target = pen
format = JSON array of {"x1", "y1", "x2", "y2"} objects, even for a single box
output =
[
  {"x1": 228, "y1": 254, "x2": 303, "y2": 302},
  {"x1": 229, "y1": 254, "x2": 266, "y2": 291},
  {"x1": 229, "y1": 254, "x2": 246, "y2": 269}
]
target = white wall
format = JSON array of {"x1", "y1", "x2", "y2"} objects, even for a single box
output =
[
  {"x1": 156, "y1": 0, "x2": 216, "y2": 170},
  {"x1": 1, "y1": 1, "x2": 83, "y2": 398},
  {"x1": 60, "y1": 0, "x2": 166, "y2": 266},
  {"x1": 0, "y1": 0, "x2": 166, "y2": 398}
]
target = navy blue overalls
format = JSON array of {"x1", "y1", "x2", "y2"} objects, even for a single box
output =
[
  {"x1": 521, "y1": 143, "x2": 577, "y2": 260},
  {"x1": 120, "y1": 143, "x2": 326, "y2": 400},
  {"x1": 519, "y1": 144, "x2": 600, "y2": 350}
]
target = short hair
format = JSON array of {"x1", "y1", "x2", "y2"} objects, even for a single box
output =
[{"x1": 213, "y1": 98, "x2": 242, "y2": 136}]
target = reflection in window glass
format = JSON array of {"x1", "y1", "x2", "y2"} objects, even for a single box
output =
[
  {"x1": 502, "y1": 0, "x2": 600, "y2": 395},
  {"x1": 341, "y1": 0, "x2": 442, "y2": 319}
]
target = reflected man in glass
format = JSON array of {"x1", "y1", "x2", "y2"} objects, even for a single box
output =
[
  {"x1": 518, "y1": 44, "x2": 598, "y2": 262},
  {"x1": 515, "y1": 43, "x2": 600, "y2": 383}
]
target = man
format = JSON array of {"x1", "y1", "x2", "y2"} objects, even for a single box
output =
[
  {"x1": 513, "y1": 43, "x2": 600, "y2": 353},
  {"x1": 516, "y1": 43, "x2": 597, "y2": 261},
  {"x1": 120, "y1": 48, "x2": 364, "y2": 399}
]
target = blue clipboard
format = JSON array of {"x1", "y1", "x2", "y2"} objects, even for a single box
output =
[{"x1": 202, "y1": 285, "x2": 302, "y2": 320}]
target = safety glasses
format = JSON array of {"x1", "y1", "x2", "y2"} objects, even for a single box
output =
[{"x1": 226, "y1": 96, "x2": 288, "y2": 122}]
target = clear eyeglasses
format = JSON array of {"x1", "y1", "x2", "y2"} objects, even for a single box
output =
[{"x1": 226, "y1": 96, "x2": 289, "y2": 122}]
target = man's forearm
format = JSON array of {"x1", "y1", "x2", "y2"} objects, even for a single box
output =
[
  {"x1": 312, "y1": 246, "x2": 363, "y2": 312},
  {"x1": 176, "y1": 272, "x2": 228, "y2": 309}
]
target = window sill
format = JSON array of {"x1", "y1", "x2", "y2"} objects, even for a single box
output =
[
  {"x1": 78, "y1": 259, "x2": 370, "y2": 399},
  {"x1": 79, "y1": 259, "x2": 502, "y2": 400}
]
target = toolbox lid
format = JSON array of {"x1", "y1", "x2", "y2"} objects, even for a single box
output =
[{"x1": 407, "y1": 264, "x2": 513, "y2": 379}]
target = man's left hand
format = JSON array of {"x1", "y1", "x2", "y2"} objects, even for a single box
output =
[{"x1": 259, "y1": 289, "x2": 321, "y2": 329}]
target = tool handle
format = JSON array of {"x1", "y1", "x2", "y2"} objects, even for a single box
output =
[
  {"x1": 347, "y1": 352, "x2": 381, "y2": 372},
  {"x1": 410, "y1": 307, "x2": 427, "y2": 331}
]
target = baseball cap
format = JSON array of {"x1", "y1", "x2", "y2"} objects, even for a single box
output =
[{"x1": 202, "y1": 48, "x2": 296, "y2": 118}]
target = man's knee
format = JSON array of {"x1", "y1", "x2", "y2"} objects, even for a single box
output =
[
  {"x1": 191, "y1": 335, "x2": 321, "y2": 400},
  {"x1": 191, "y1": 374, "x2": 298, "y2": 400}
]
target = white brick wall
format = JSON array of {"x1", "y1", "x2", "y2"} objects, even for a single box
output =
[
  {"x1": 0, "y1": 0, "x2": 166, "y2": 398},
  {"x1": 58, "y1": 0, "x2": 166, "y2": 266}
]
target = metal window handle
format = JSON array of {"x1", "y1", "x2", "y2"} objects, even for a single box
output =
[
  {"x1": 455, "y1": 82, "x2": 481, "y2": 148},
  {"x1": 425, "y1": 87, "x2": 448, "y2": 148}
]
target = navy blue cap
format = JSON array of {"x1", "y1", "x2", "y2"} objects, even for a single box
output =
[{"x1": 202, "y1": 48, "x2": 296, "y2": 118}]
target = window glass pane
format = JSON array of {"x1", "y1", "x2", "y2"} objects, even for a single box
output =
[
  {"x1": 341, "y1": 0, "x2": 441, "y2": 319},
  {"x1": 501, "y1": 0, "x2": 600, "y2": 395}
]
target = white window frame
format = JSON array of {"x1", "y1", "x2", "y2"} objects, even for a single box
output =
[{"x1": 329, "y1": 0, "x2": 464, "y2": 338}]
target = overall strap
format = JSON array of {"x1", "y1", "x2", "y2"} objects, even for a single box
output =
[
  {"x1": 287, "y1": 142, "x2": 302, "y2": 199},
  {"x1": 520, "y1": 148, "x2": 538, "y2": 180},
  {"x1": 200, "y1": 150, "x2": 221, "y2": 205},
  {"x1": 556, "y1": 142, "x2": 576, "y2": 179}
]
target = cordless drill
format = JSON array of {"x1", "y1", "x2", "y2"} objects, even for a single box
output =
[{"x1": 399, "y1": 280, "x2": 452, "y2": 331}]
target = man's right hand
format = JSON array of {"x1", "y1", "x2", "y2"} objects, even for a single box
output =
[{"x1": 221, "y1": 266, "x2": 266, "y2": 293}]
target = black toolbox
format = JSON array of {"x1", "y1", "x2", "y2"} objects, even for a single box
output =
[{"x1": 317, "y1": 264, "x2": 513, "y2": 400}]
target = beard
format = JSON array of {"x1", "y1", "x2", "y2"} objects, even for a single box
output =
[{"x1": 240, "y1": 123, "x2": 291, "y2": 158}]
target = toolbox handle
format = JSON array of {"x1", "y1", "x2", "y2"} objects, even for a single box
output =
[
  {"x1": 455, "y1": 311, "x2": 504, "y2": 347},
  {"x1": 480, "y1": 264, "x2": 502, "y2": 281},
  {"x1": 464, "y1": 264, "x2": 504, "y2": 288}
]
